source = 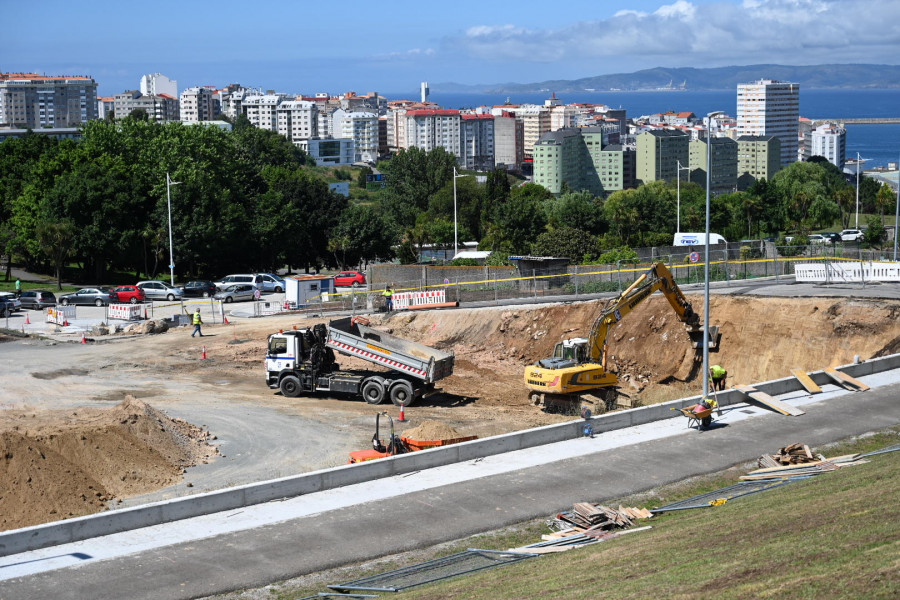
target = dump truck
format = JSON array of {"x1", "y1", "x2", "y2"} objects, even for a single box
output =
[{"x1": 265, "y1": 316, "x2": 454, "y2": 406}]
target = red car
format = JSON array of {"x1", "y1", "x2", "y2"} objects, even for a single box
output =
[
  {"x1": 111, "y1": 285, "x2": 146, "y2": 304},
  {"x1": 333, "y1": 270, "x2": 367, "y2": 288}
]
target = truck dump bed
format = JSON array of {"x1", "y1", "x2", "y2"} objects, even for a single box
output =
[{"x1": 327, "y1": 317, "x2": 455, "y2": 383}]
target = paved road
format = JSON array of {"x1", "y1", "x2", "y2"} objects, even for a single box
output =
[{"x1": 1, "y1": 373, "x2": 898, "y2": 600}]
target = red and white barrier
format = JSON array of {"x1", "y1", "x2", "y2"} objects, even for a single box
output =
[
  {"x1": 391, "y1": 290, "x2": 446, "y2": 310},
  {"x1": 108, "y1": 303, "x2": 144, "y2": 321},
  {"x1": 47, "y1": 306, "x2": 76, "y2": 325}
]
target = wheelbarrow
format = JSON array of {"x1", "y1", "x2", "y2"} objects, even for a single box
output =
[{"x1": 673, "y1": 405, "x2": 714, "y2": 429}]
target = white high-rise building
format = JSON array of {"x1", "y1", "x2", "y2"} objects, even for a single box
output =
[
  {"x1": 276, "y1": 100, "x2": 318, "y2": 144},
  {"x1": 240, "y1": 94, "x2": 287, "y2": 131},
  {"x1": 808, "y1": 123, "x2": 846, "y2": 169},
  {"x1": 140, "y1": 73, "x2": 177, "y2": 98},
  {"x1": 331, "y1": 109, "x2": 378, "y2": 163},
  {"x1": 180, "y1": 86, "x2": 216, "y2": 122},
  {"x1": 420, "y1": 82, "x2": 429, "y2": 104},
  {"x1": 737, "y1": 79, "x2": 799, "y2": 168},
  {"x1": 404, "y1": 109, "x2": 461, "y2": 156}
]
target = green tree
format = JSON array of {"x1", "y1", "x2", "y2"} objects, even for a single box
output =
[
  {"x1": 544, "y1": 191, "x2": 607, "y2": 236},
  {"x1": 481, "y1": 184, "x2": 549, "y2": 254},
  {"x1": 328, "y1": 204, "x2": 396, "y2": 268},
  {"x1": 531, "y1": 227, "x2": 600, "y2": 263},
  {"x1": 864, "y1": 215, "x2": 886, "y2": 248},
  {"x1": 35, "y1": 220, "x2": 75, "y2": 290},
  {"x1": 874, "y1": 183, "x2": 894, "y2": 226},
  {"x1": 376, "y1": 147, "x2": 457, "y2": 229}
]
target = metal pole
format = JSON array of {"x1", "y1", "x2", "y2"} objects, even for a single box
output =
[
  {"x1": 166, "y1": 173, "x2": 181, "y2": 287},
  {"x1": 677, "y1": 160, "x2": 681, "y2": 233},
  {"x1": 453, "y1": 167, "x2": 458, "y2": 260},
  {"x1": 702, "y1": 113, "x2": 720, "y2": 401},
  {"x1": 855, "y1": 152, "x2": 860, "y2": 229},
  {"x1": 894, "y1": 148, "x2": 900, "y2": 261}
]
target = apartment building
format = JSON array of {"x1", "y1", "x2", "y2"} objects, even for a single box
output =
[
  {"x1": 807, "y1": 123, "x2": 846, "y2": 169},
  {"x1": 332, "y1": 109, "x2": 378, "y2": 163},
  {"x1": 493, "y1": 112, "x2": 523, "y2": 170},
  {"x1": 404, "y1": 109, "x2": 461, "y2": 157},
  {"x1": 277, "y1": 100, "x2": 319, "y2": 144},
  {"x1": 736, "y1": 135, "x2": 781, "y2": 190},
  {"x1": 635, "y1": 129, "x2": 690, "y2": 184},
  {"x1": 241, "y1": 94, "x2": 287, "y2": 130},
  {"x1": 689, "y1": 137, "x2": 739, "y2": 195},
  {"x1": 113, "y1": 90, "x2": 179, "y2": 122},
  {"x1": 180, "y1": 86, "x2": 216, "y2": 122},
  {"x1": 518, "y1": 105, "x2": 551, "y2": 158},
  {"x1": 140, "y1": 73, "x2": 177, "y2": 98},
  {"x1": 737, "y1": 79, "x2": 799, "y2": 167},
  {"x1": 0, "y1": 72, "x2": 98, "y2": 128},
  {"x1": 460, "y1": 114, "x2": 495, "y2": 171},
  {"x1": 597, "y1": 144, "x2": 636, "y2": 193}
]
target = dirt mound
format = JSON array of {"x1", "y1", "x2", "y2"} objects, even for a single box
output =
[
  {"x1": 0, "y1": 395, "x2": 217, "y2": 531},
  {"x1": 402, "y1": 420, "x2": 462, "y2": 441}
]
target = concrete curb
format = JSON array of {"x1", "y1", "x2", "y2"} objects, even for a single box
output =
[{"x1": 2, "y1": 353, "x2": 898, "y2": 557}]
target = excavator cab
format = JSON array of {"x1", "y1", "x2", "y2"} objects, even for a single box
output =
[{"x1": 539, "y1": 338, "x2": 590, "y2": 369}]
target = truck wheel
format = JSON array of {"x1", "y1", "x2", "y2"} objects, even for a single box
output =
[
  {"x1": 280, "y1": 375, "x2": 302, "y2": 398},
  {"x1": 389, "y1": 380, "x2": 414, "y2": 407},
  {"x1": 361, "y1": 379, "x2": 385, "y2": 405}
]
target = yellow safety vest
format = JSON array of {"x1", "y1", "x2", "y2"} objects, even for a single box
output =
[
  {"x1": 192, "y1": 312, "x2": 202, "y2": 325},
  {"x1": 382, "y1": 289, "x2": 393, "y2": 298},
  {"x1": 710, "y1": 365, "x2": 726, "y2": 379}
]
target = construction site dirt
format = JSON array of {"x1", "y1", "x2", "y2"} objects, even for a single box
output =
[{"x1": 2, "y1": 289, "x2": 900, "y2": 531}]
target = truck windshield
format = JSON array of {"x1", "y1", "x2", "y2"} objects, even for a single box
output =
[{"x1": 268, "y1": 337, "x2": 288, "y2": 355}]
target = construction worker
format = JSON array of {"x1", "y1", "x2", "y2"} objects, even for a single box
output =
[
  {"x1": 710, "y1": 364, "x2": 727, "y2": 391},
  {"x1": 191, "y1": 308, "x2": 204, "y2": 337},
  {"x1": 14, "y1": 278, "x2": 21, "y2": 297},
  {"x1": 382, "y1": 286, "x2": 394, "y2": 312}
]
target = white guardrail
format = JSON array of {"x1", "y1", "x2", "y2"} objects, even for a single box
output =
[{"x1": 795, "y1": 261, "x2": 900, "y2": 283}]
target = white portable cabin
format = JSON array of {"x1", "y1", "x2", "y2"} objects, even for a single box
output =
[{"x1": 284, "y1": 275, "x2": 333, "y2": 307}]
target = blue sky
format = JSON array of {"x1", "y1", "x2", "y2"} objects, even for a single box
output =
[{"x1": 5, "y1": 0, "x2": 899, "y2": 97}]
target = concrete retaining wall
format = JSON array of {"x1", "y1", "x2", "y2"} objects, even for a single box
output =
[{"x1": 3, "y1": 354, "x2": 898, "y2": 558}]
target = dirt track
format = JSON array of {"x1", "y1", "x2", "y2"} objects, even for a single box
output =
[{"x1": 2, "y1": 293, "x2": 900, "y2": 530}]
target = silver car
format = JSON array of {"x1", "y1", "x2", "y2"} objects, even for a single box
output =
[
  {"x1": 136, "y1": 280, "x2": 185, "y2": 301},
  {"x1": 214, "y1": 283, "x2": 256, "y2": 303}
]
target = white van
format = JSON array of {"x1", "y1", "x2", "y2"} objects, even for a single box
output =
[{"x1": 673, "y1": 232, "x2": 728, "y2": 246}]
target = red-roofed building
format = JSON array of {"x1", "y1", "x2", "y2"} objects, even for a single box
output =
[{"x1": 0, "y1": 72, "x2": 98, "y2": 128}]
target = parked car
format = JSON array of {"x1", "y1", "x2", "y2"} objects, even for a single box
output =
[
  {"x1": 0, "y1": 292, "x2": 22, "y2": 312},
  {"x1": 839, "y1": 229, "x2": 863, "y2": 242},
  {"x1": 135, "y1": 280, "x2": 184, "y2": 301},
  {"x1": 807, "y1": 234, "x2": 826, "y2": 244},
  {"x1": 0, "y1": 297, "x2": 15, "y2": 318},
  {"x1": 110, "y1": 285, "x2": 146, "y2": 304},
  {"x1": 214, "y1": 283, "x2": 256, "y2": 303},
  {"x1": 821, "y1": 232, "x2": 842, "y2": 244},
  {"x1": 18, "y1": 290, "x2": 56, "y2": 310},
  {"x1": 182, "y1": 280, "x2": 218, "y2": 298},
  {"x1": 333, "y1": 270, "x2": 367, "y2": 288},
  {"x1": 255, "y1": 273, "x2": 285, "y2": 293},
  {"x1": 59, "y1": 287, "x2": 116, "y2": 307},
  {"x1": 214, "y1": 274, "x2": 258, "y2": 290}
]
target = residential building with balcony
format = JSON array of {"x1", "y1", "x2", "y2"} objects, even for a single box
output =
[
  {"x1": 404, "y1": 109, "x2": 461, "y2": 157},
  {"x1": 635, "y1": 129, "x2": 690, "y2": 184},
  {"x1": 736, "y1": 135, "x2": 781, "y2": 190},
  {"x1": 180, "y1": 86, "x2": 216, "y2": 123},
  {"x1": 241, "y1": 94, "x2": 287, "y2": 131},
  {"x1": 807, "y1": 123, "x2": 846, "y2": 169},
  {"x1": 277, "y1": 100, "x2": 319, "y2": 144},
  {"x1": 460, "y1": 114, "x2": 495, "y2": 171},
  {"x1": 113, "y1": 90, "x2": 179, "y2": 122},
  {"x1": 737, "y1": 79, "x2": 799, "y2": 167},
  {"x1": 332, "y1": 109, "x2": 378, "y2": 163},
  {"x1": 0, "y1": 72, "x2": 98, "y2": 128}
]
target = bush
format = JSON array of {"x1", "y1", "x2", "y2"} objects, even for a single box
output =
[
  {"x1": 590, "y1": 246, "x2": 638, "y2": 265},
  {"x1": 450, "y1": 258, "x2": 479, "y2": 266}
]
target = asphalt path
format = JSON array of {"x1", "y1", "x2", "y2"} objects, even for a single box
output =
[{"x1": 1, "y1": 373, "x2": 898, "y2": 599}]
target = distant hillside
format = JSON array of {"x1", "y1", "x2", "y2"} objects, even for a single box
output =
[{"x1": 435, "y1": 64, "x2": 900, "y2": 93}]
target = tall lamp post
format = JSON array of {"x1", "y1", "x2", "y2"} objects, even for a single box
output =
[
  {"x1": 166, "y1": 173, "x2": 181, "y2": 287},
  {"x1": 702, "y1": 111, "x2": 725, "y2": 401},
  {"x1": 452, "y1": 167, "x2": 466, "y2": 259},
  {"x1": 676, "y1": 160, "x2": 690, "y2": 233},
  {"x1": 895, "y1": 149, "x2": 900, "y2": 261},
  {"x1": 854, "y1": 152, "x2": 871, "y2": 229}
]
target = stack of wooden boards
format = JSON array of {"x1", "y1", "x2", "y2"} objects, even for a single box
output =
[
  {"x1": 757, "y1": 442, "x2": 824, "y2": 468},
  {"x1": 556, "y1": 503, "x2": 653, "y2": 532},
  {"x1": 742, "y1": 443, "x2": 869, "y2": 481}
]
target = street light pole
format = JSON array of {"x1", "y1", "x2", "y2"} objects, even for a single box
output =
[
  {"x1": 702, "y1": 111, "x2": 724, "y2": 400},
  {"x1": 452, "y1": 167, "x2": 465, "y2": 260},
  {"x1": 166, "y1": 172, "x2": 181, "y2": 287},
  {"x1": 895, "y1": 149, "x2": 900, "y2": 261},
  {"x1": 855, "y1": 152, "x2": 861, "y2": 229},
  {"x1": 676, "y1": 160, "x2": 689, "y2": 233}
]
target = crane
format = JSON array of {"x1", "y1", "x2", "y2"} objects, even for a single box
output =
[{"x1": 524, "y1": 262, "x2": 718, "y2": 410}]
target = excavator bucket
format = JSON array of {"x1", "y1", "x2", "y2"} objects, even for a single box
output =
[{"x1": 688, "y1": 326, "x2": 720, "y2": 350}]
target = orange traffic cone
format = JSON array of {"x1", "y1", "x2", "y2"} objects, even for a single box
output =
[
  {"x1": 63, "y1": 319, "x2": 69, "y2": 327},
  {"x1": 224, "y1": 316, "x2": 229, "y2": 324},
  {"x1": 201, "y1": 345, "x2": 207, "y2": 360},
  {"x1": 81, "y1": 333, "x2": 87, "y2": 344},
  {"x1": 24, "y1": 313, "x2": 30, "y2": 325},
  {"x1": 397, "y1": 404, "x2": 407, "y2": 422}
]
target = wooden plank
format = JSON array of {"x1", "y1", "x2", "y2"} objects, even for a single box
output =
[
  {"x1": 735, "y1": 385, "x2": 806, "y2": 416},
  {"x1": 790, "y1": 369, "x2": 822, "y2": 394},
  {"x1": 824, "y1": 367, "x2": 870, "y2": 391}
]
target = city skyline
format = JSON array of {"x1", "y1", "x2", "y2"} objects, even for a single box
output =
[{"x1": 5, "y1": 0, "x2": 899, "y2": 97}]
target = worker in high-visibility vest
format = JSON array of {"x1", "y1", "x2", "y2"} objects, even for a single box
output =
[
  {"x1": 191, "y1": 308, "x2": 204, "y2": 337},
  {"x1": 710, "y1": 364, "x2": 727, "y2": 391},
  {"x1": 382, "y1": 286, "x2": 394, "y2": 312}
]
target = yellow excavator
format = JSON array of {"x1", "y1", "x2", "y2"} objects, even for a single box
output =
[{"x1": 524, "y1": 262, "x2": 718, "y2": 410}]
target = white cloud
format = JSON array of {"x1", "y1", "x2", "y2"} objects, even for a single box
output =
[{"x1": 447, "y1": 0, "x2": 900, "y2": 69}]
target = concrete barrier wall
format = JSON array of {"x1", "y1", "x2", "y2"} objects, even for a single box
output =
[{"x1": 3, "y1": 354, "x2": 899, "y2": 557}]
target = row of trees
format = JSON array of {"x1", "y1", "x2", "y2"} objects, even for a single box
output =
[{"x1": 1, "y1": 118, "x2": 894, "y2": 286}]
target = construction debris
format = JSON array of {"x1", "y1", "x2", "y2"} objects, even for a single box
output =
[
  {"x1": 555, "y1": 503, "x2": 652, "y2": 532},
  {"x1": 757, "y1": 442, "x2": 824, "y2": 468},
  {"x1": 743, "y1": 443, "x2": 870, "y2": 480}
]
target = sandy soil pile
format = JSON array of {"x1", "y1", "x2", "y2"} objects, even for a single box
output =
[
  {"x1": 0, "y1": 395, "x2": 216, "y2": 531},
  {"x1": 401, "y1": 420, "x2": 462, "y2": 441}
]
